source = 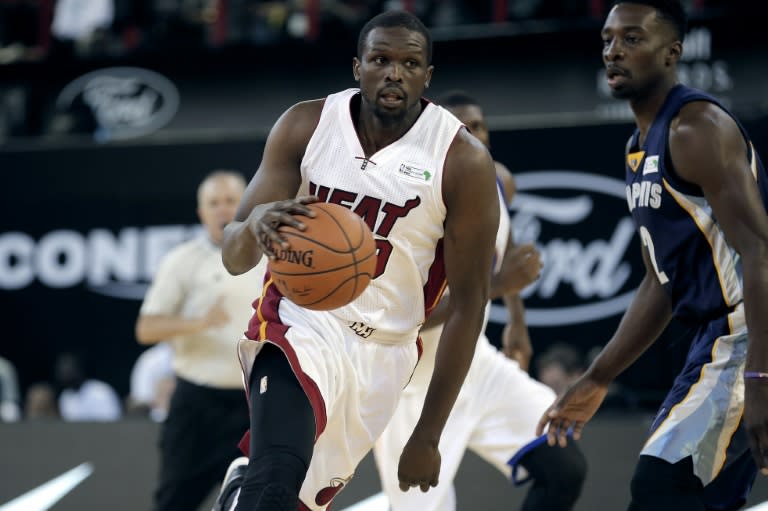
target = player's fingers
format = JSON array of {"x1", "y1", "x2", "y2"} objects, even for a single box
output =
[
  {"x1": 557, "y1": 419, "x2": 571, "y2": 447},
  {"x1": 398, "y1": 480, "x2": 411, "y2": 492},
  {"x1": 419, "y1": 481, "x2": 430, "y2": 492},
  {"x1": 536, "y1": 407, "x2": 554, "y2": 437},
  {"x1": 572, "y1": 421, "x2": 585, "y2": 441}
]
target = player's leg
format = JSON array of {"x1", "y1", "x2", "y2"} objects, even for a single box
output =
[
  {"x1": 627, "y1": 456, "x2": 704, "y2": 511},
  {"x1": 234, "y1": 342, "x2": 316, "y2": 510},
  {"x1": 467, "y1": 339, "x2": 586, "y2": 510},
  {"x1": 515, "y1": 440, "x2": 586, "y2": 511},
  {"x1": 635, "y1": 306, "x2": 755, "y2": 510},
  {"x1": 153, "y1": 380, "x2": 249, "y2": 511}
]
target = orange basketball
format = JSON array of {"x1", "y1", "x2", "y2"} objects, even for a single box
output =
[{"x1": 267, "y1": 202, "x2": 377, "y2": 311}]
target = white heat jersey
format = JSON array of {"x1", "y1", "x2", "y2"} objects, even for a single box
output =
[{"x1": 298, "y1": 88, "x2": 463, "y2": 342}]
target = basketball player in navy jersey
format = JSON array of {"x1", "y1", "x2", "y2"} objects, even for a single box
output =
[
  {"x1": 215, "y1": 11, "x2": 500, "y2": 511},
  {"x1": 537, "y1": 1, "x2": 768, "y2": 510}
]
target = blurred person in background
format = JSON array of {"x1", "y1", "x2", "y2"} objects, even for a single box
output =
[
  {"x1": 538, "y1": 1, "x2": 768, "y2": 509},
  {"x1": 50, "y1": 0, "x2": 115, "y2": 59},
  {"x1": 126, "y1": 342, "x2": 175, "y2": 422},
  {"x1": 24, "y1": 382, "x2": 60, "y2": 420},
  {"x1": 535, "y1": 342, "x2": 585, "y2": 397},
  {"x1": 373, "y1": 90, "x2": 586, "y2": 511},
  {"x1": 0, "y1": 356, "x2": 21, "y2": 422},
  {"x1": 135, "y1": 170, "x2": 266, "y2": 511},
  {"x1": 54, "y1": 351, "x2": 122, "y2": 421}
]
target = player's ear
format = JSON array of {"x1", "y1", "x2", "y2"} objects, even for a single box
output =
[
  {"x1": 352, "y1": 57, "x2": 361, "y2": 82},
  {"x1": 666, "y1": 41, "x2": 682, "y2": 66},
  {"x1": 425, "y1": 65, "x2": 434, "y2": 88}
]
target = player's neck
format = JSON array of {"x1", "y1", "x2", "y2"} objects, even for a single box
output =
[
  {"x1": 355, "y1": 102, "x2": 424, "y2": 157},
  {"x1": 630, "y1": 78, "x2": 679, "y2": 144}
]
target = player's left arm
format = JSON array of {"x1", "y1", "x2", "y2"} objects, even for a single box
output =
[
  {"x1": 398, "y1": 129, "x2": 499, "y2": 491},
  {"x1": 670, "y1": 101, "x2": 768, "y2": 475}
]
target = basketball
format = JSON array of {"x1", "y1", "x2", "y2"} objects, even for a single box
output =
[{"x1": 267, "y1": 202, "x2": 377, "y2": 311}]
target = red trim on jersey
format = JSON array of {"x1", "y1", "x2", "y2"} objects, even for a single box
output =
[
  {"x1": 423, "y1": 238, "x2": 447, "y2": 319},
  {"x1": 298, "y1": 501, "x2": 312, "y2": 511},
  {"x1": 239, "y1": 275, "x2": 328, "y2": 456}
]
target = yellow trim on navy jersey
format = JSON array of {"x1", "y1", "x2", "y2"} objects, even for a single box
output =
[{"x1": 627, "y1": 150, "x2": 645, "y2": 173}]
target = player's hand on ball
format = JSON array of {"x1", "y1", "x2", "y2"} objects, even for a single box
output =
[
  {"x1": 536, "y1": 374, "x2": 608, "y2": 447},
  {"x1": 397, "y1": 434, "x2": 440, "y2": 493},
  {"x1": 249, "y1": 196, "x2": 318, "y2": 258}
]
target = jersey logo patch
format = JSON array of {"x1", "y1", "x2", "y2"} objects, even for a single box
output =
[
  {"x1": 398, "y1": 162, "x2": 432, "y2": 182},
  {"x1": 627, "y1": 151, "x2": 645, "y2": 173},
  {"x1": 643, "y1": 155, "x2": 660, "y2": 175}
]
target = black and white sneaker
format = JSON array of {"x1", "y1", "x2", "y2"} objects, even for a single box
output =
[{"x1": 212, "y1": 456, "x2": 248, "y2": 511}]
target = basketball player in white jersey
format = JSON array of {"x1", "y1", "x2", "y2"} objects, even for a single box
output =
[
  {"x1": 214, "y1": 11, "x2": 500, "y2": 511},
  {"x1": 373, "y1": 92, "x2": 587, "y2": 511}
]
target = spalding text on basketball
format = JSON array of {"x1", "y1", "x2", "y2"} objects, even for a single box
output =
[{"x1": 274, "y1": 248, "x2": 314, "y2": 268}]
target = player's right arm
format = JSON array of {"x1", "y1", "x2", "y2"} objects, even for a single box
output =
[
  {"x1": 222, "y1": 100, "x2": 323, "y2": 275},
  {"x1": 536, "y1": 244, "x2": 673, "y2": 446}
]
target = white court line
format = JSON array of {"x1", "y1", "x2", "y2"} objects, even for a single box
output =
[
  {"x1": 338, "y1": 491, "x2": 389, "y2": 511},
  {"x1": 0, "y1": 463, "x2": 93, "y2": 511},
  {"x1": 745, "y1": 502, "x2": 768, "y2": 511}
]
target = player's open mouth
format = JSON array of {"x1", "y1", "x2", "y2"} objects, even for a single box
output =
[
  {"x1": 606, "y1": 66, "x2": 628, "y2": 87},
  {"x1": 379, "y1": 91, "x2": 404, "y2": 105}
]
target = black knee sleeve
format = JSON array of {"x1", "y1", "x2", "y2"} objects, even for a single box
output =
[
  {"x1": 233, "y1": 344, "x2": 316, "y2": 511},
  {"x1": 629, "y1": 456, "x2": 704, "y2": 511},
  {"x1": 240, "y1": 449, "x2": 308, "y2": 501},
  {"x1": 519, "y1": 441, "x2": 587, "y2": 510}
]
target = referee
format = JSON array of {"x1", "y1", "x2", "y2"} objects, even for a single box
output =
[{"x1": 136, "y1": 170, "x2": 266, "y2": 511}]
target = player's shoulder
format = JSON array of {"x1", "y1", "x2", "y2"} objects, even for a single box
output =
[
  {"x1": 282, "y1": 98, "x2": 326, "y2": 125},
  {"x1": 447, "y1": 126, "x2": 494, "y2": 168},
  {"x1": 445, "y1": 128, "x2": 495, "y2": 186},
  {"x1": 670, "y1": 100, "x2": 740, "y2": 153}
]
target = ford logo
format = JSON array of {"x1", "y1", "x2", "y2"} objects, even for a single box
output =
[
  {"x1": 491, "y1": 170, "x2": 641, "y2": 327},
  {"x1": 56, "y1": 67, "x2": 180, "y2": 141}
]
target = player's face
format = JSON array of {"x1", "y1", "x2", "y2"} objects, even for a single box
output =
[
  {"x1": 601, "y1": 3, "x2": 678, "y2": 100},
  {"x1": 353, "y1": 27, "x2": 433, "y2": 122},
  {"x1": 197, "y1": 176, "x2": 244, "y2": 244},
  {"x1": 446, "y1": 104, "x2": 490, "y2": 148}
]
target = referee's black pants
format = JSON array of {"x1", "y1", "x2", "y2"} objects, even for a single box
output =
[{"x1": 153, "y1": 377, "x2": 250, "y2": 511}]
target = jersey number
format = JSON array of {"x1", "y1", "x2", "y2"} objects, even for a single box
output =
[
  {"x1": 639, "y1": 226, "x2": 669, "y2": 284},
  {"x1": 373, "y1": 239, "x2": 392, "y2": 279}
]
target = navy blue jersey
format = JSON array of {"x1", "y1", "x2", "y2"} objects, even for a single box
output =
[{"x1": 625, "y1": 85, "x2": 768, "y2": 322}]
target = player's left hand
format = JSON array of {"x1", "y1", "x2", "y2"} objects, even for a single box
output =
[
  {"x1": 397, "y1": 433, "x2": 440, "y2": 492},
  {"x1": 744, "y1": 378, "x2": 768, "y2": 476}
]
